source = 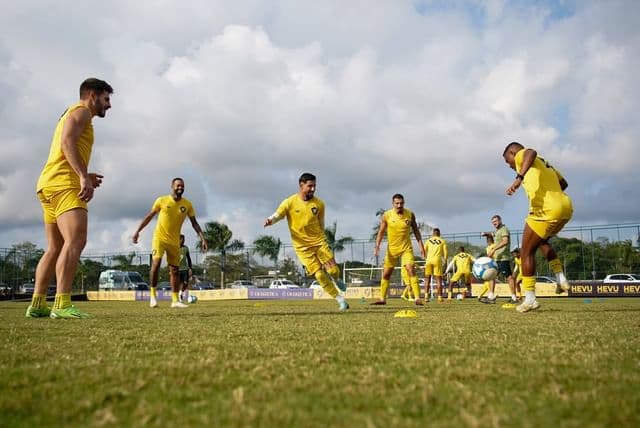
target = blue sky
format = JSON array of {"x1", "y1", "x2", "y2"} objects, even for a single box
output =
[{"x1": 0, "y1": 0, "x2": 638, "y2": 256}]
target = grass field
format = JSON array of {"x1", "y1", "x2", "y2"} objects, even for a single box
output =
[{"x1": 1, "y1": 297, "x2": 639, "y2": 427}]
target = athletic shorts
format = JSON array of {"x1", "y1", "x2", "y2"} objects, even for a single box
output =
[
  {"x1": 424, "y1": 258, "x2": 444, "y2": 276},
  {"x1": 152, "y1": 238, "x2": 180, "y2": 266},
  {"x1": 526, "y1": 217, "x2": 571, "y2": 240},
  {"x1": 450, "y1": 271, "x2": 472, "y2": 284},
  {"x1": 179, "y1": 270, "x2": 190, "y2": 284},
  {"x1": 496, "y1": 260, "x2": 512, "y2": 278},
  {"x1": 384, "y1": 248, "x2": 415, "y2": 269},
  {"x1": 37, "y1": 188, "x2": 87, "y2": 224},
  {"x1": 296, "y1": 242, "x2": 334, "y2": 276}
]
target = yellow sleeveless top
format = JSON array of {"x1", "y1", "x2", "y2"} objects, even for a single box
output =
[{"x1": 37, "y1": 103, "x2": 93, "y2": 191}]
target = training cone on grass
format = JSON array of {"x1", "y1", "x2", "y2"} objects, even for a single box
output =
[{"x1": 394, "y1": 309, "x2": 418, "y2": 318}]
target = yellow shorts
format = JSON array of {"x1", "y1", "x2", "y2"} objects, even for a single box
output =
[
  {"x1": 384, "y1": 248, "x2": 415, "y2": 269},
  {"x1": 450, "y1": 271, "x2": 472, "y2": 284},
  {"x1": 296, "y1": 242, "x2": 334, "y2": 276},
  {"x1": 37, "y1": 188, "x2": 87, "y2": 224},
  {"x1": 152, "y1": 238, "x2": 180, "y2": 266},
  {"x1": 526, "y1": 217, "x2": 570, "y2": 240},
  {"x1": 424, "y1": 258, "x2": 444, "y2": 276}
]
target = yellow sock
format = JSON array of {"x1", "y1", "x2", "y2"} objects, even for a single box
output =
[
  {"x1": 53, "y1": 293, "x2": 71, "y2": 310},
  {"x1": 522, "y1": 276, "x2": 536, "y2": 292},
  {"x1": 30, "y1": 293, "x2": 47, "y2": 309},
  {"x1": 479, "y1": 282, "x2": 489, "y2": 298},
  {"x1": 380, "y1": 279, "x2": 390, "y2": 300},
  {"x1": 549, "y1": 258, "x2": 563, "y2": 274},
  {"x1": 410, "y1": 277, "x2": 420, "y2": 301},
  {"x1": 315, "y1": 270, "x2": 338, "y2": 298},
  {"x1": 172, "y1": 292, "x2": 179, "y2": 303},
  {"x1": 151, "y1": 287, "x2": 157, "y2": 298}
]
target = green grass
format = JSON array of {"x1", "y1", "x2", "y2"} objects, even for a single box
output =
[{"x1": 1, "y1": 297, "x2": 639, "y2": 427}]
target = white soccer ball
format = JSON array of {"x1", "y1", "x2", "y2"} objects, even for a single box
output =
[
  {"x1": 472, "y1": 257, "x2": 498, "y2": 281},
  {"x1": 456, "y1": 293, "x2": 463, "y2": 300},
  {"x1": 187, "y1": 294, "x2": 198, "y2": 304}
]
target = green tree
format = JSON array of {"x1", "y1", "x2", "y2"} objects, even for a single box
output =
[
  {"x1": 253, "y1": 235, "x2": 282, "y2": 271},
  {"x1": 112, "y1": 252, "x2": 136, "y2": 271},
  {"x1": 200, "y1": 221, "x2": 244, "y2": 287},
  {"x1": 324, "y1": 221, "x2": 353, "y2": 254}
]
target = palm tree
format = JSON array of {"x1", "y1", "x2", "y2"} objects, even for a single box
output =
[
  {"x1": 200, "y1": 221, "x2": 245, "y2": 287},
  {"x1": 112, "y1": 252, "x2": 136, "y2": 271},
  {"x1": 371, "y1": 208, "x2": 386, "y2": 239},
  {"x1": 253, "y1": 235, "x2": 282, "y2": 273},
  {"x1": 324, "y1": 221, "x2": 353, "y2": 254}
]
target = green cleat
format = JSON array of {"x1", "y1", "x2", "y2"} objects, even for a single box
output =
[
  {"x1": 50, "y1": 305, "x2": 92, "y2": 319},
  {"x1": 25, "y1": 305, "x2": 52, "y2": 318}
]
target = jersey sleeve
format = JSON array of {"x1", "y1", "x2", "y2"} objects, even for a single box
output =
[
  {"x1": 151, "y1": 196, "x2": 163, "y2": 211},
  {"x1": 275, "y1": 197, "x2": 289, "y2": 218}
]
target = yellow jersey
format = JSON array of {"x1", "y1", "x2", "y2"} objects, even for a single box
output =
[
  {"x1": 425, "y1": 236, "x2": 447, "y2": 262},
  {"x1": 275, "y1": 194, "x2": 325, "y2": 250},
  {"x1": 515, "y1": 148, "x2": 573, "y2": 220},
  {"x1": 37, "y1": 103, "x2": 94, "y2": 191},
  {"x1": 384, "y1": 208, "x2": 415, "y2": 255},
  {"x1": 152, "y1": 195, "x2": 195, "y2": 245},
  {"x1": 452, "y1": 252, "x2": 474, "y2": 273},
  {"x1": 513, "y1": 256, "x2": 522, "y2": 277},
  {"x1": 485, "y1": 244, "x2": 495, "y2": 257}
]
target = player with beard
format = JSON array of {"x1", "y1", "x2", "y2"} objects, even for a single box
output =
[
  {"x1": 133, "y1": 178, "x2": 208, "y2": 308},
  {"x1": 264, "y1": 172, "x2": 349, "y2": 311}
]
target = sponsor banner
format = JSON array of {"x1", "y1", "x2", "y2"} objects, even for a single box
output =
[
  {"x1": 248, "y1": 288, "x2": 313, "y2": 300},
  {"x1": 470, "y1": 283, "x2": 561, "y2": 297},
  {"x1": 87, "y1": 291, "x2": 136, "y2": 301},
  {"x1": 568, "y1": 282, "x2": 640, "y2": 297}
]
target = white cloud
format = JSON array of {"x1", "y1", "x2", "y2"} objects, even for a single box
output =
[{"x1": 1, "y1": 0, "x2": 639, "y2": 257}]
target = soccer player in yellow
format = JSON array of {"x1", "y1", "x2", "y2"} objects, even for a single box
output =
[
  {"x1": 445, "y1": 246, "x2": 475, "y2": 299},
  {"x1": 264, "y1": 173, "x2": 349, "y2": 311},
  {"x1": 371, "y1": 194, "x2": 425, "y2": 305},
  {"x1": 133, "y1": 178, "x2": 208, "y2": 308},
  {"x1": 26, "y1": 78, "x2": 113, "y2": 319},
  {"x1": 400, "y1": 263, "x2": 417, "y2": 301},
  {"x1": 503, "y1": 142, "x2": 573, "y2": 312},
  {"x1": 424, "y1": 228, "x2": 448, "y2": 302}
]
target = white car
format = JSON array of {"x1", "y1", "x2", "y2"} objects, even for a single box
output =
[
  {"x1": 603, "y1": 274, "x2": 640, "y2": 283},
  {"x1": 229, "y1": 280, "x2": 257, "y2": 289},
  {"x1": 309, "y1": 280, "x2": 322, "y2": 289},
  {"x1": 269, "y1": 279, "x2": 301, "y2": 289}
]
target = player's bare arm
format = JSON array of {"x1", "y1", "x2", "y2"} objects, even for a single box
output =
[
  {"x1": 410, "y1": 214, "x2": 425, "y2": 258},
  {"x1": 189, "y1": 216, "x2": 208, "y2": 252},
  {"x1": 507, "y1": 148, "x2": 537, "y2": 196},
  {"x1": 132, "y1": 208, "x2": 159, "y2": 244},
  {"x1": 60, "y1": 107, "x2": 94, "y2": 202},
  {"x1": 374, "y1": 216, "x2": 388, "y2": 257}
]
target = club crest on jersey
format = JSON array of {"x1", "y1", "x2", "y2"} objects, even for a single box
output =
[
  {"x1": 311, "y1": 207, "x2": 318, "y2": 215},
  {"x1": 180, "y1": 206, "x2": 186, "y2": 213},
  {"x1": 405, "y1": 219, "x2": 411, "y2": 225}
]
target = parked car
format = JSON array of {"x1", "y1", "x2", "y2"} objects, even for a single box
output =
[
  {"x1": 192, "y1": 281, "x2": 216, "y2": 290},
  {"x1": 535, "y1": 276, "x2": 557, "y2": 284},
  {"x1": 19, "y1": 283, "x2": 35, "y2": 295},
  {"x1": 228, "y1": 280, "x2": 257, "y2": 289},
  {"x1": 603, "y1": 274, "x2": 640, "y2": 283},
  {"x1": 157, "y1": 281, "x2": 172, "y2": 291},
  {"x1": 269, "y1": 279, "x2": 301, "y2": 289},
  {"x1": 309, "y1": 280, "x2": 322, "y2": 289}
]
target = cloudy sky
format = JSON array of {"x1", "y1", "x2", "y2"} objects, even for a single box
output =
[{"x1": 1, "y1": 0, "x2": 639, "y2": 256}]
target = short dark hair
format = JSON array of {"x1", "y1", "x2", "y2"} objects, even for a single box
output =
[
  {"x1": 502, "y1": 141, "x2": 524, "y2": 156},
  {"x1": 299, "y1": 172, "x2": 316, "y2": 184},
  {"x1": 79, "y1": 78, "x2": 113, "y2": 99},
  {"x1": 433, "y1": 228, "x2": 440, "y2": 235},
  {"x1": 491, "y1": 214, "x2": 502, "y2": 221},
  {"x1": 172, "y1": 177, "x2": 184, "y2": 184},
  {"x1": 459, "y1": 246, "x2": 465, "y2": 252},
  {"x1": 392, "y1": 193, "x2": 404, "y2": 201}
]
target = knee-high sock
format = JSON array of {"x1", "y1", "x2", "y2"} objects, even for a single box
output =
[
  {"x1": 315, "y1": 270, "x2": 338, "y2": 298},
  {"x1": 380, "y1": 278, "x2": 390, "y2": 300},
  {"x1": 479, "y1": 282, "x2": 489, "y2": 298},
  {"x1": 522, "y1": 276, "x2": 536, "y2": 292},
  {"x1": 30, "y1": 293, "x2": 47, "y2": 309},
  {"x1": 410, "y1": 276, "x2": 420, "y2": 300},
  {"x1": 549, "y1": 258, "x2": 562, "y2": 274},
  {"x1": 326, "y1": 264, "x2": 340, "y2": 281}
]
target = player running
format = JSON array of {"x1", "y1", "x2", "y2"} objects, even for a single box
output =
[
  {"x1": 133, "y1": 178, "x2": 208, "y2": 308},
  {"x1": 264, "y1": 173, "x2": 349, "y2": 311},
  {"x1": 503, "y1": 142, "x2": 573, "y2": 312},
  {"x1": 371, "y1": 194, "x2": 425, "y2": 306}
]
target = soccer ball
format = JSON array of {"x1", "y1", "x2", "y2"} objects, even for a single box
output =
[
  {"x1": 187, "y1": 294, "x2": 198, "y2": 304},
  {"x1": 472, "y1": 257, "x2": 498, "y2": 281}
]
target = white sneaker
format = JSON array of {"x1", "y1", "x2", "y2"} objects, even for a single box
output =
[
  {"x1": 149, "y1": 296, "x2": 158, "y2": 308},
  {"x1": 171, "y1": 301, "x2": 189, "y2": 308},
  {"x1": 516, "y1": 300, "x2": 541, "y2": 313}
]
